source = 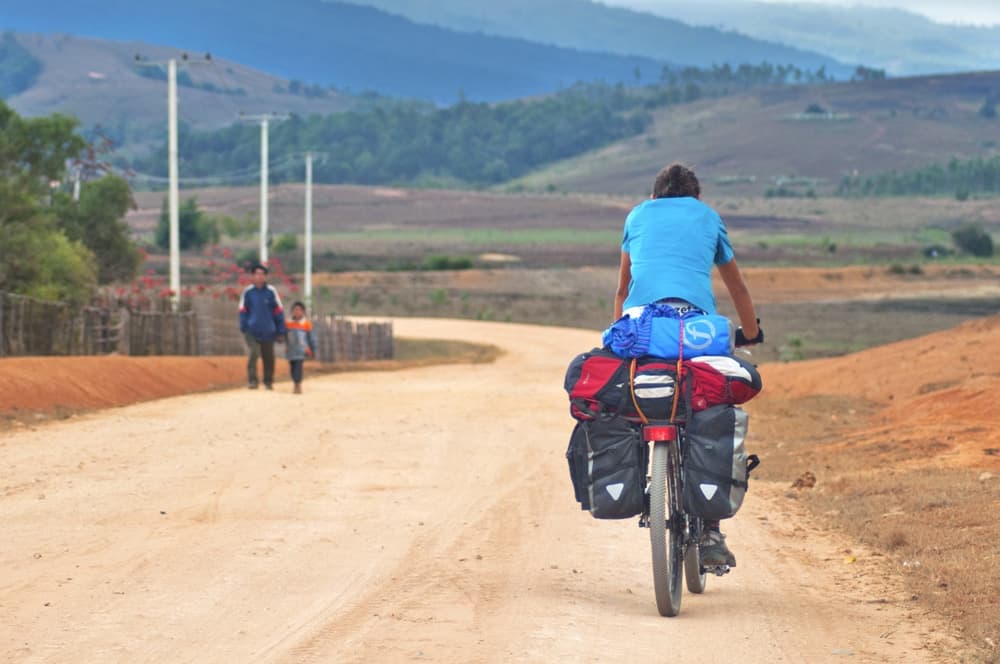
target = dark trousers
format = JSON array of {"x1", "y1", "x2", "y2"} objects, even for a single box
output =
[
  {"x1": 289, "y1": 359, "x2": 304, "y2": 384},
  {"x1": 245, "y1": 334, "x2": 275, "y2": 386}
]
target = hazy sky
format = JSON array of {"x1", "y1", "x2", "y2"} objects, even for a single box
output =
[{"x1": 613, "y1": 1, "x2": 1000, "y2": 26}]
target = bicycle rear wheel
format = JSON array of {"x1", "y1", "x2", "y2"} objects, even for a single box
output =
[{"x1": 649, "y1": 440, "x2": 684, "y2": 617}]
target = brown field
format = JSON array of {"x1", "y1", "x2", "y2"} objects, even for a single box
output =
[
  {"x1": 127, "y1": 185, "x2": 1000, "y2": 366},
  {"x1": 303, "y1": 264, "x2": 1000, "y2": 364},
  {"x1": 129, "y1": 184, "x2": 1000, "y2": 274}
]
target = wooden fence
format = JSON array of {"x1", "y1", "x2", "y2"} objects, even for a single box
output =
[
  {"x1": 312, "y1": 315, "x2": 394, "y2": 363},
  {"x1": 0, "y1": 291, "x2": 393, "y2": 362},
  {"x1": 189, "y1": 298, "x2": 393, "y2": 361},
  {"x1": 0, "y1": 293, "x2": 117, "y2": 356}
]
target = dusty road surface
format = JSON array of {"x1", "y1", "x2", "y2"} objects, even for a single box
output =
[{"x1": 2, "y1": 319, "x2": 952, "y2": 663}]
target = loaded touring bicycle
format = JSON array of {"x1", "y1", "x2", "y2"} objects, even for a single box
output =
[{"x1": 564, "y1": 307, "x2": 762, "y2": 616}]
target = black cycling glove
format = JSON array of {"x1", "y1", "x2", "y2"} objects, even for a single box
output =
[{"x1": 735, "y1": 319, "x2": 764, "y2": 347}]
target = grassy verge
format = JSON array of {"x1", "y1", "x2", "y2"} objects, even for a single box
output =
[{"x1": 310, "y1": 338, "x2": 503, "y2": 374}]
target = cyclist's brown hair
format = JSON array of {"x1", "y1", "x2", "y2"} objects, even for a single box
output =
[{"x1": 652, "y1": 163, "x2": 701, "y2": 199}]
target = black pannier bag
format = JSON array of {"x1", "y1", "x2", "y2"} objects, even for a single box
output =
[
  {"x1": 565, "y1": 414, "x2": 646, "y2": 519},
  {"x1": 682, "y1": 405, "x2": 759, "y2": 521}
]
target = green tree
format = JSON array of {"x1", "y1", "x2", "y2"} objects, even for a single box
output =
[
  {"x1": 0, "y1": 99, "x2": 95, "y2": 304},
  {"x1": 55, "y1": 176, "x2": 141, "y2": 284},
  {"x1": 155, "y1": 197, "x2": 218, "y2": 250},
  {"x1": 951, "y1": 223, "x2": 995, "y2": 257}
]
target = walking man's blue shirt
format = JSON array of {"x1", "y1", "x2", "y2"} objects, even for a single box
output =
[{"x1": 621, "y1": 197, "x2": 734, "y2": 314}]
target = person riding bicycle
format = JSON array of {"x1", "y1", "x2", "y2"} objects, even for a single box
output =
[{"x1": 613, "y1": 162, "x2": 763, "y2": 567}]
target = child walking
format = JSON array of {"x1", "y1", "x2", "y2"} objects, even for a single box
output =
[{"x1": 285, "y1": 301, "x2": 316, "y2": 394}]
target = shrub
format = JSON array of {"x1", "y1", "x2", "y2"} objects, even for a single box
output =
[
  {"x1": 423, "y1": 254, "x2": 473, "y2": 271},
  {"x1": 273, "y1": 233, "x2": 298, "y2": 253},
  {"x1": 951, "y1": 223, "x2": 995, "y2": 257},
  {"x1": 155, "y1": 197, "x2": 218, "y2": 250}
]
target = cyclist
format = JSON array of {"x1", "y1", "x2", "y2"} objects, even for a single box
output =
[{"x1": 613, "y1": 162, "x2": 763, "y2": 567}]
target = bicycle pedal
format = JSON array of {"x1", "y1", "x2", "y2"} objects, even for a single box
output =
[{"x1": 703, "y1": 564, "x2": 731, "y2": 577}]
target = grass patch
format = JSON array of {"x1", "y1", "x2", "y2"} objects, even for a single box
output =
[
  {"x1": 314, "y1": 228, "x2": 622, "y2": 246},
  {"x1": 392, "y1": 338, "x2": 503, "y2": 364}
]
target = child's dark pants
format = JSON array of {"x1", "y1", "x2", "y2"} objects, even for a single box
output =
[{"x1": 289, "y1": 359, "x2": 304, "y2": 384}]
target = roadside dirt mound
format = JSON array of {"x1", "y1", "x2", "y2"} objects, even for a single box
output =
[
  {"x1": 761, "y1": 314, "x2": 1000, "y2": 468},
  {"x1": 0, "y1": 356, "x2": 246, "y2": 416}
]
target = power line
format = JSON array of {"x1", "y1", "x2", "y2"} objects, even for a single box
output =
[{"x1": 124, "y1": 154, "x2": 303, "y2": 187}]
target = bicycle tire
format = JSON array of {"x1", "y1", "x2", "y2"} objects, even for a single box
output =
[
  {"x1": 649, "y1": 441, "x2": 683, "y2": 616},
  {"x1": 684, "y1": 539, "x2": 707, "y2": 594}
]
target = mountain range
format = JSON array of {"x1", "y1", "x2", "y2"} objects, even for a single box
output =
[
  {"x1": 330, "y1": 0, "x2": 850, "y2": 75},
  {"x1": 604, "y1": 0, "x2": 1000, "y2": 76},
  {"x1": 1, "y1": 0, "x2": 850, "y2": 104}
]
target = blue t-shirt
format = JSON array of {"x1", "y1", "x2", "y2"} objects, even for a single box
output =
[{"x1": 620, "y1": 197, "x2": 734, "y2": 314}]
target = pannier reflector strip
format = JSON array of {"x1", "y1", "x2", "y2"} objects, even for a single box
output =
[
  {"x1": 635, "y1": 387, "x2": 675, "y2": 398},
  {"x1": 643, "y1": 425, "x2": 677, "y2": 441}
]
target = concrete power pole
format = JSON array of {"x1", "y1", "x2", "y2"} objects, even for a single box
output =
[
  {"x1": 260, "y1": 118, "x2": 269, "y2": 264},
  {"x1": 135, "y1": 52, "x2": 210, "y2": 311},
  {"x1": 167, "y1": 58, "x2": 181, "y2": 310},
  {"x1": 304, "y1": 151, "x2": 313, "y2": 310},
  {"x1": 239, "y1": 113, "x2": 287, "y2": 265}
]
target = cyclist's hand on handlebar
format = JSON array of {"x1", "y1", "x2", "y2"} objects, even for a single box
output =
[{"x1": 735, "y1": 320, "x2": 764, "y2": 347}]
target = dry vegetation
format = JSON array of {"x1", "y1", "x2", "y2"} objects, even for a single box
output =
[{"x1": 751, "y1": 316, "x2": 1000, "y2": 661}]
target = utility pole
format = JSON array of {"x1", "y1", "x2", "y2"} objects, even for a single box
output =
[
  {"x1": 167, "y1": 58, "x2": 180, "y2": 310},
  {"x1": 72, "y1": 165, "x2": 81, "y2": 202},
  {"x1": 135, "y1": 52, "x2": 211, "y2": 310},
  {"x1": 304, "y1": 151, "x2": 313, "y2": 311},
  {"x1": 260, "y1": 118, "x2": 269, "y2": 263},
  {"x1": 239, "y1": 113, "x2": 287, "y2": 265}
]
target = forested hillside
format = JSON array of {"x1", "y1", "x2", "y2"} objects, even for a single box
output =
[
  {"x1": 129, "y1": 64, "x2": 825, "y2": 188},
  {"x1": 507, "y1": 69, "x2": 1000, "y2": 196}
]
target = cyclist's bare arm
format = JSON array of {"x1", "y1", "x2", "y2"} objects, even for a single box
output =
[
  {"x1": 614, "y1": 251, "x2": 631, "y2": 320},
  {"x1": 718, "y1": 259, "x2": 760, "y2": 340}
]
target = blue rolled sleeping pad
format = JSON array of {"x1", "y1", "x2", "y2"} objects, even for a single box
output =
[{"x1": 602, "y1": 303, "x2": 733, "y2": 359}]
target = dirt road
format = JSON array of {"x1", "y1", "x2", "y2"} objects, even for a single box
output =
[{"x1": 2, "y1": 319, "x2": 950, "y2": 663}]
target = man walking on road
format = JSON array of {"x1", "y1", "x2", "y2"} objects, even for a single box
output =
[{"x1": 238, "y1": 264, "x2": 287, "y2": 390}]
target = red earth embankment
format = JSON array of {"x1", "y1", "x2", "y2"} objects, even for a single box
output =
[
  {"x1": 757, "y1": 314, "x2": 1000, "y2": 470},
  {"x1": 0, "y1": 356, "x2": 247, "y2": 415}
]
